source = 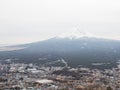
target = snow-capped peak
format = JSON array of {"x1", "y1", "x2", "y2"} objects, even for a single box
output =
[{"x1": 56, "y1": 30, "x2": 95, "y2": 39}]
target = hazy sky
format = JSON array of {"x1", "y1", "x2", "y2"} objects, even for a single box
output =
[{"x1": 0, "y1": 0, "x2": 120, "y2": 45}]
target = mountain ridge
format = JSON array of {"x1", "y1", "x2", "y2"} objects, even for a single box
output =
[{"x1": 0, "y1": 36, "x2": 120, "y2": 69}]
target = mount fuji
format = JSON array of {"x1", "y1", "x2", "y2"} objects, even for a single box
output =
[{"x1": 0, "y1": 31, "x2": 120, "y2": 69}]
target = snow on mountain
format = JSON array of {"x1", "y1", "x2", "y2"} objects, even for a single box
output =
[{"x1": 56, "y1": 30, "x2": 96, "y2": 39}]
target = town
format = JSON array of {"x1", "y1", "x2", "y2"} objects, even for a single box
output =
[{"x1": 0, "y1": 59, "x2": 120, "y2": 90}]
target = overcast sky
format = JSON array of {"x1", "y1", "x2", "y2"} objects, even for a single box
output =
[{"x1": 0, "y1": 0, "x2": 120, "y2": 46}]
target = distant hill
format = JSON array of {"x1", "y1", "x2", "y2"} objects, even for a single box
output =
[{"x1": 0, "y1": 32, "x2": 120, "y2": 69}]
